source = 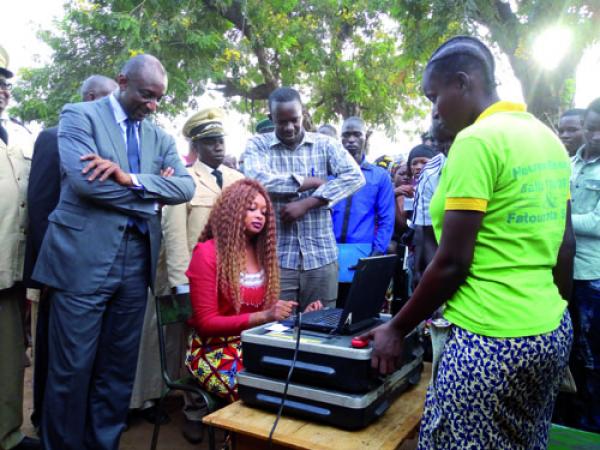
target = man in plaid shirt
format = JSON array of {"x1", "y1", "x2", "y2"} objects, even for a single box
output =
[{"x1": 243, "y1": 87, "x2": 364, "y2": 309}]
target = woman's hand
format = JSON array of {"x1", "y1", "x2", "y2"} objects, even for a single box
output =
[
  {"x1": 267, "y1": 300, "x2": 297, "y2": 322},
  {"x1": 394, "y1": 184, "x2": 414, "y2": 198},
  {"x1": 357, "y1": 322, "x2": 405, "y2": 375},
  {"x1": 304, "y1": 300, "x2": 323, "y2": 312}
]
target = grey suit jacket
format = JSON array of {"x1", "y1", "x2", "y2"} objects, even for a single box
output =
[{"x1": 32, "y1": 96, "x2": 195, "y2": 294}]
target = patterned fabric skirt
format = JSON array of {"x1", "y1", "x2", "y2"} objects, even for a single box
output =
[
  {"x1": 185, "y1": 331, "x2": 243, "y2": 402},
  {"x1": 418, "y1": 311, "x2": 573, "y2": 450}
]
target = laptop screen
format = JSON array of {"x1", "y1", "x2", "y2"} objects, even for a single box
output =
[{"x1": 337, "y1": 254, "x2": 396, "y2": 331}]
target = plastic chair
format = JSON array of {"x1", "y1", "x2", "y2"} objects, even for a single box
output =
[{"x1": 150, "y1": 293, "x2": 222, "y2": 450}]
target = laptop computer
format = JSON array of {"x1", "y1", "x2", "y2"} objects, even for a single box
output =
[{"x1": 293, "y1": 254, "x2": 396, "y2": 335}]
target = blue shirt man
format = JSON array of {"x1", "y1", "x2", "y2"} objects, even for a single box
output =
[{"x1": 332, "y1": 117, "x2": 394, "y2": 301}]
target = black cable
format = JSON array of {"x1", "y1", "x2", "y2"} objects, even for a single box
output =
[{"x1": 268, "y1": 312, "x2": 302, "y2": 446}]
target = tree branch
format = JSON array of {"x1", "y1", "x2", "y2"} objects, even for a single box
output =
[
  {"x1": 202, "y1": 0, "x2": 279, "y2": 92},
  {"x1": 213, "y1": 79, "x2": 271, "y2": 100},
  {"x1": 472, "y1": 0, "x2": 520, "y2": 55}
]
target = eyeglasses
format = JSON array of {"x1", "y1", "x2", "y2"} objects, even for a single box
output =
[{"x1": 0, "y1": 82, "x2": 12, "y2": 91}]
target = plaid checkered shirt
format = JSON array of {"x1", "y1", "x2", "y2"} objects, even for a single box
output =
[
  {"x1": 243, "y1": 131, "x2": 365, "y2": 270},
  {"x1": 412, "y1": 153, "x2": 447, "y2": 226}
]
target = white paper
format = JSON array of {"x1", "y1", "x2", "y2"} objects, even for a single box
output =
[{"x1": 265, "y1": 323, "x2": 291, "y2": 332}]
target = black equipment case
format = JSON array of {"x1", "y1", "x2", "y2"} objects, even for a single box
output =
[
  {"x1": 238, "y1": 355, "x2": 423, "y2": 430},
  {"x1": 241, "y1": 316, "x2": 424, "y2": 393}
]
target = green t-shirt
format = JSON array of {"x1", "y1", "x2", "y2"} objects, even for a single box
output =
[{"x1": 430, "y1": 102, "x2": 571, "y2": 338}]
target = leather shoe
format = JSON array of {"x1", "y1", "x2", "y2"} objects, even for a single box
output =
[
  {"x1": 182, "y1": 418, "x2": 204, "y2": 444},
  {"x1": 13, "y1": 437, "x2": 41, "y2": 450}
]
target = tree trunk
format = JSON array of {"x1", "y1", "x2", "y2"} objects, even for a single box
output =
[
  {"x1": 510, "y1": 58, "x2": 577, "y2": 127},
  {"x1": 476, "y1": 0, "x2": 583, "y2": 126},
  {"x1": 202, "y1": 0, "x2": 279, "y2": 100}
]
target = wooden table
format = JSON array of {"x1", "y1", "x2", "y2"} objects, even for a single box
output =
[{"x1": 203, "y1": 363, "x2": 431, "y2": 450}]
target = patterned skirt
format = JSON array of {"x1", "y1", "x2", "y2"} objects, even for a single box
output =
[
  {"x1": 185, "y1": 331, "x2": 243, "y2": 402},
  {"x1": 418, "y1": 311, "x2": 573, "y2": 450}
]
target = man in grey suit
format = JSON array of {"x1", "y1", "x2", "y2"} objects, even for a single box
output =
[
  {"x1": 24, "y1": 75, "x2": 118, "y2": 430},
  {"x1": 32, "y1": 55, "x2": 195, "y2": 450}
]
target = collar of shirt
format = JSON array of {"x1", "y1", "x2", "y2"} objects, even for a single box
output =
[
  {"x1": 573, "y1": 145, "x2": 600, "y2": 165},
  {"x1": 199, "y1": 160, "x2": 221, "y2": 173},
  {"x1": 109, "y1": 93, "x2": 128, "y2": 125},
  {"x1": 475, "y1": 101, "x2": 527, "y2": 123},
  {"x1": 268, "y1": 130, "x2": 315, "y2": 150},
  {"x1": 359, "y1": 157, "x2": 373, "y2": 170},
  {"x1": 108, "y1": 93, "x2": 140, "y2": 141}
]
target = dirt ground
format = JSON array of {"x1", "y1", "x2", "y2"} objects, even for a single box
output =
[
  {"x1": 22, "y1": 358, "x2": 217, "y2": 450},
  {"x1": 22, "y1": 355, "x2": 417, "y2": 450}
]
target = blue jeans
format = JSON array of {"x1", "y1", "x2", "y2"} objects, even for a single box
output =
[{"x1": 572, "y1": 279, "x2": 600, "y2": 432}]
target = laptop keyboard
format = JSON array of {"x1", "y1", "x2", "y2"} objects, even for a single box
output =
[{"x1": 302, "y1": 308, "x2": 342, "y2": 327}]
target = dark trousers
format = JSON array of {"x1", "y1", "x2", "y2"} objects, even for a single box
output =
[
  {"x1": 41, "y1": 231, "x2": 150, "y2": 450},
  {"x1": 570, "y1": 279, "x2": 600, "y2": 432},
  {"x1": 0, "y1": 284, "x2": 26, "y2": 450},
  {"x1": 31, "y1": 290, "x2": 50, "y2": 429}
]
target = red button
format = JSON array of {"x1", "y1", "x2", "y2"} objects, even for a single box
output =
[{"x1": 351, "y1": 338, "x2": 369, "y2": 349}]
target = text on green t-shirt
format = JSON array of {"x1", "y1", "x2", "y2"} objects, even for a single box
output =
[{"x1": 430, "y1": 103, "x2": 570, "y2": 338}]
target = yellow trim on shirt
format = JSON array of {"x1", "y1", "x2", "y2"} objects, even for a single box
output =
[
  {"x1": 475, "y1": 101, "x2": 527, "y2": 123},
  {"x1": 445, "y1": 197, "x2": 488, "y2": 212}
]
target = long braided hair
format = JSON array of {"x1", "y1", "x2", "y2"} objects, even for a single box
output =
[
  {"x1": 426, "y1": 35, "x2": 497, "y2": 95},
  {"x1": 199, "y1": 179, "x2": 279, "y2": 313}
]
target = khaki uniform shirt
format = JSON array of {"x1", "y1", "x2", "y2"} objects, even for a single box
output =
[
  {"x1": 0, "y1": 118, "x2": 32, "y2": 290},
  {"x1": 159, "y1": 160, "x2": 244, "y2": 290}
]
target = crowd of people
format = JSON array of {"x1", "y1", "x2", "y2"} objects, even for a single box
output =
[{"x1": 0, "y1": 33, "x2": 598, "y2": 450}]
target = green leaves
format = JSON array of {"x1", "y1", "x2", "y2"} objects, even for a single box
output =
[
  {"x1": 11, "y1": 0, "x2": 599, "y2": 130},
  {"x1": 389, "y1": 0, "x2": 599, "y2": 123}
]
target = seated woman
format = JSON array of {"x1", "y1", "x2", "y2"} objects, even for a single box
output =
[{"x1": 185, "y1": 179, "x2": 321, "y2": 401}]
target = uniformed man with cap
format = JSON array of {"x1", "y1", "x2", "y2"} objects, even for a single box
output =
[
  {"x1": 255, "y1": 118, "x2": 275, "y2": 134},
  {"x1": 0, "y1": 46, "x2": 39, "y2": 450},
  {"x1": 159, "y1": 107, "x2": 243, "y2": 443}
]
